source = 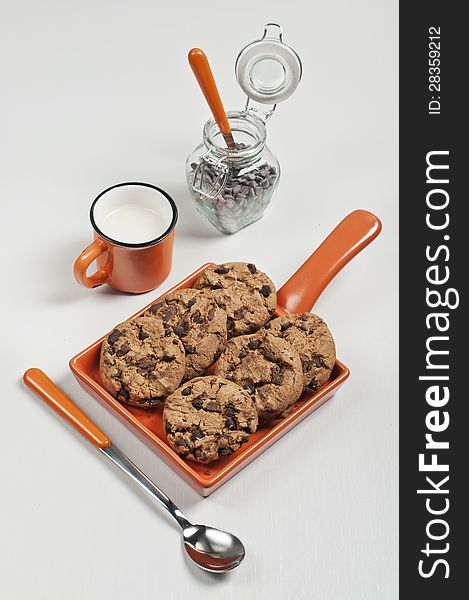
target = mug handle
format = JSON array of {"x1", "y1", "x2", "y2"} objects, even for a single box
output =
[{"x1": 74, "y1": 238, "x2": 110, "y2": 288}]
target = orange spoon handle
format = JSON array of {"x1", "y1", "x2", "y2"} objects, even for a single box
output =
[
  {"x1": 23, "y1": 368, "x2": 111, "y2": 449},
  {"x1": 277, "y1": 210, "x2": 382, "y2": 314},
  {"x1": 188, "y1": 48, "x2": 233, "y2": 140}
]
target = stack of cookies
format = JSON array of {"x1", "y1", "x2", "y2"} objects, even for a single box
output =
[{"x1": 100, "y1": 262, "x2": 336, "y2": 463}]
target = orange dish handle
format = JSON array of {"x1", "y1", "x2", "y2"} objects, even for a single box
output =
[
  {"x1": 73, "y1": 238, "x2": 110, "y2": 289},
  {"x1": 277, "y1": 210, "x2": 382, "y2": 314},
  {"x1": 23, "y1": 368, "x2": 111, "y2": 449},
  {"x1": 188, "y1": 48, "x2": 232, "y2": 138}
]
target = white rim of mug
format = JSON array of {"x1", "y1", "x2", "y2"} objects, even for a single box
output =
[{"x1": 89, "y1": 182, "x2": 178, "y2": 249}]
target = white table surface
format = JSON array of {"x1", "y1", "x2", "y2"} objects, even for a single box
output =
[{"x1": 0, "y1": 1, "x2": 398, "y2": 598}]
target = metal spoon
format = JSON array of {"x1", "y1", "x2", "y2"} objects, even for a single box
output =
[{"x1": 23, "y1": 368, "x2": 246, "y2": 573}]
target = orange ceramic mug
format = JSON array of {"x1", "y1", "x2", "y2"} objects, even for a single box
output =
[{"x1": 74, "y1": 182, "x2": 178, "y2": 293}]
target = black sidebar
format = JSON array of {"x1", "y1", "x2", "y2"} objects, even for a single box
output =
[{"x1": 400, "y1": 2, "x2": 466, "y2": 596}]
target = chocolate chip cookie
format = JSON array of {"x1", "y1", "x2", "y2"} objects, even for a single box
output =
[
  {"x1": 214, "y1": 331, "x2": 303, "y2": 422},
  {"x1": 163, "y1": 376, "x2": 258, "y2": 463},
  {"x1": 145, "y1": 288, "x2": 227, "y2": 380},
  {"x1": 100, "y1": 316, "x2": 185, "y2": 408},
  {"x1": 265, "y1": 313, "x2": 336, "y2": 393},
  {"x1": 194, "y1": 262, "x2": 277, "y2": 337}
]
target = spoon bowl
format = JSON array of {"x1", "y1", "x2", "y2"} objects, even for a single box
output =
[{"x1": 183, "y1": 524, "x2": 245, "y2": 572}]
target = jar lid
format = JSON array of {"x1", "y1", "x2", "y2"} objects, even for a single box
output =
[{"x1": 235, "y1": 23, "x2": 302, "y2": 105}]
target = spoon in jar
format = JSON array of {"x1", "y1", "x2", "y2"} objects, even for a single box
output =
[
  {"x1": 23, "y1": 368, "x2": 246, "y2": 573},
  {"x1": 188, "y1": 48, "x2": 236, "y2": 150}
]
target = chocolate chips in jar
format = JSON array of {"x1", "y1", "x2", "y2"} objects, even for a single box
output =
[
  {"x1": 189, "y1": 155, "x2": 279, "y2": 235},
  {"x1": 186, "y1": 111, "x2": 280, "y2": 235}
]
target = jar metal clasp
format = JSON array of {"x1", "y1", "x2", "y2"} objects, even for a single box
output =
[
  {"x1": 192, "y1": 151, "x2": 229, "y2": 201},
  {"x1": 243, "y1": 98, "x2": 277, "y2": 123}
]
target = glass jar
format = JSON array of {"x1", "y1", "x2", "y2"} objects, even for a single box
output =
[
  {"x1": 186, "y1": 23, "x2": 301, "y2": 235},
  {"x1": 186, "y1": 111, "x2": 280, "y2": 235}
]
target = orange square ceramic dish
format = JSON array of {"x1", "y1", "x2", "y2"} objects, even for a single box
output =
[{"x1": 70, "y1": 210, "x2": 381, "y2": 496}]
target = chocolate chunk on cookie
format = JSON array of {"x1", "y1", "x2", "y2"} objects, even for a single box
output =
[
  {"x1": 163, "y1": 376, "x2": 258, "y2": 463},
  {"x1": 215, "y1": 331, "x2": 303, "y2": 422},
  {"x1": 194, "y1": 262, "x2": 277, "y2": 337},
  {"x1": 145, "y1": 288, "x2": 227, "y2": 380},
  {"x1": 100, "y1": 316, "x2": 185, "y2": 408},
  {"x1": 265, "y1": 313, "x2": 336, "y2": 391}
]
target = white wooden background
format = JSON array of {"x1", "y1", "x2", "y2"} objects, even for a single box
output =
[{"x1": 0, "y1": 1, "x2": 398, "y2": 598}]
